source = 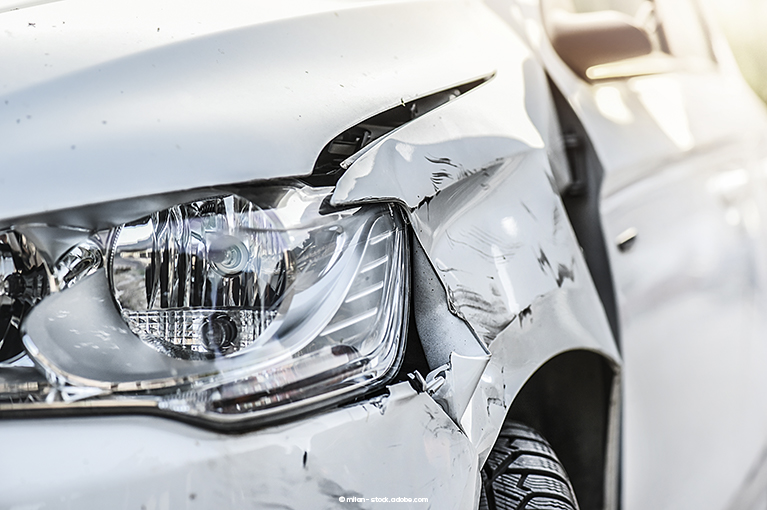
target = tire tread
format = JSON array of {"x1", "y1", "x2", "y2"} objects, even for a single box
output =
[{"x1": 480, "y1": 422, "x2": 579, "y2": 510}]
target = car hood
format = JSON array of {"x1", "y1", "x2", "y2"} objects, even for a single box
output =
[{"x1": 0, "y1": 0, "x2": 502, "y2": 222}]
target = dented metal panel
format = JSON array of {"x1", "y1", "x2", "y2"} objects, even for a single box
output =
[
  {"x1": 409, "y1": 152, "x2": 578, "y2": 343},
  {"x1": 462, "y1": 272, "x2": 621, "y2": 465},
  {"x1": 331, "y1": 59, "x2": 547, "y2": 209},
  {"x1": 407, "y1": 150, "x2": 620, "y2": 459},
  {"x1": 335, "y1": 110, "x2": 602, "y2": 347},
  {"x1": 411, "y1": 238, "x2": 491, "y2": 423}
]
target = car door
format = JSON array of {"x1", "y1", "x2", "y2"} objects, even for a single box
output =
[{"x1": 534, "y1": 0, "x2": 767, "y2": 508}]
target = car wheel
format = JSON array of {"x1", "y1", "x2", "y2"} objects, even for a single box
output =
[{"x1": 479, "y1": 421, "x2": 580, "y2": 510}]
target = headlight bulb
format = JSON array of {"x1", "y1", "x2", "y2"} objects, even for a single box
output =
[{"x1": 207, "y1": 235, "x2": 250, "y2": 276}]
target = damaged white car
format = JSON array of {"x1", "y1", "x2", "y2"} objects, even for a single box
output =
[{"x1": 3, "y1": 0, "x2": 767, "y2": 509}]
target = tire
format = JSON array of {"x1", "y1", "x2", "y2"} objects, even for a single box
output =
[{"x1": 479, "y1": 421, "x2": 580, "y2": 510}]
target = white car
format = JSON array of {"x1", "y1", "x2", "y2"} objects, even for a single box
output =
[{"x1": 2, "y1": 0, "x2": 766, "y2": 509}]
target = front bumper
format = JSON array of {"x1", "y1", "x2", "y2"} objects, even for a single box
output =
[{"x1": 1, "y1": 382, "x2": 478, "y2": 509}]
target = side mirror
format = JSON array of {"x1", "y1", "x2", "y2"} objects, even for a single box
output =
[{"x1": 545, "y1": 9, "x2": 653, "y2": 79}]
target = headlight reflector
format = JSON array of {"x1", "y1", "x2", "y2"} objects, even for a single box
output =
[{"x1": 110, "y1": 195, "x2": 292, "y2": 360}]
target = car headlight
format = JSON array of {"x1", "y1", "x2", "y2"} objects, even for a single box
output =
[{"x1": 0, "y1": 184, "x2": 408, "y2": 429}]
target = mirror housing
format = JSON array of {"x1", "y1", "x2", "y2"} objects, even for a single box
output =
[{"x1": 545, "y1": 9, "x2": 653, "y2": 79}]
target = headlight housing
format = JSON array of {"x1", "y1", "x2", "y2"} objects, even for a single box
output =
[
  {"x1": 0, "y1": 184, "x2": 408, "y2": 429},
  {"x1": 0, "y1": 231, "x2": 48, "y2": 364}
]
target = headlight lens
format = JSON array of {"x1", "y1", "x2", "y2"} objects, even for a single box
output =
[{"x1": 1, "y1": 185, "x2": 408, "y2": 428}]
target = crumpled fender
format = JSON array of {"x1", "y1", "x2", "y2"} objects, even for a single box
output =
[{"x1": 330, "y1": 24, "x2": 621, "y2": 454}]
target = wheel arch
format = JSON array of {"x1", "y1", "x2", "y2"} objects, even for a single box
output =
[{"x1": 506, "y1": 348, "x2": 620, "y2": 510}]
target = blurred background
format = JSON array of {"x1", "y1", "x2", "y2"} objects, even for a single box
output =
[
  {"x1": 558, "y1": 0, "x2": 767, "y2": 103},
  {"x1": 705, "y1": 0, "x2": 767, "y2": 104}
]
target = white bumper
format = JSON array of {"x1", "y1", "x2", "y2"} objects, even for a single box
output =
[{"x1": 1, "y1": 383, "x2": 478, "y2": 509}]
